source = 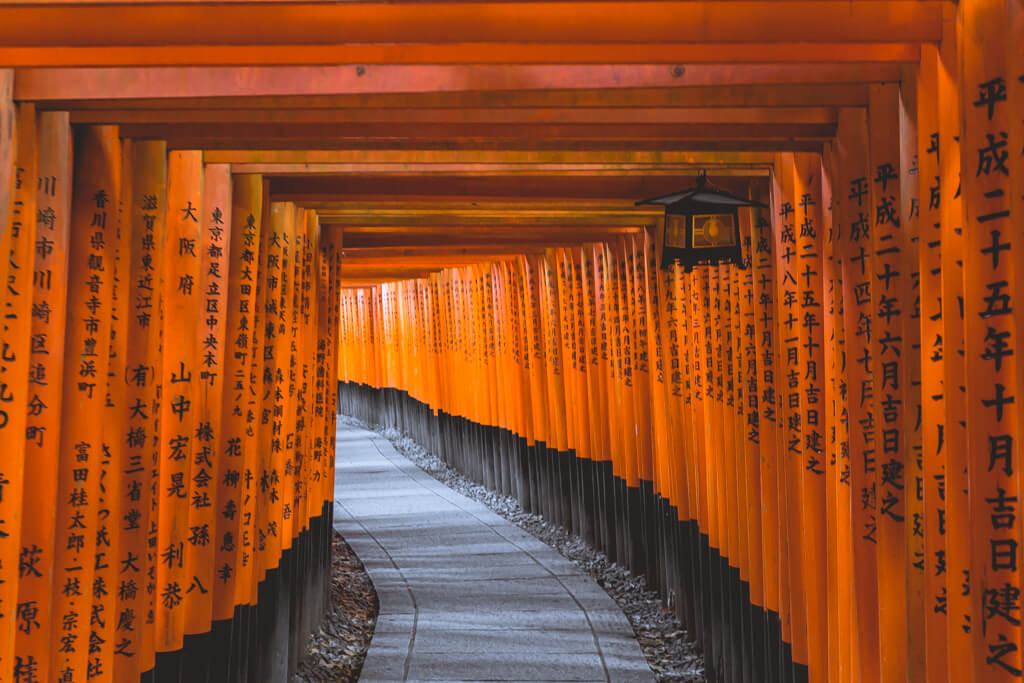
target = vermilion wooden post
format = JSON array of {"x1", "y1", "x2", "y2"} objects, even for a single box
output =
[
  {"x1": 749, "y1": 180, "x2": 782, "y2": 671},
  {"x1": 16, "y1": 109, "x2": 71, "y2": 683},
  {"x1": 793, "y1": 151, "x2": 827, "y2": 683},
  {"x1": 773, "y1": 152, "x2": 807, "y2": 673},
  {"x1": 581, "y1": 245, "x2": 611, "y2": 545},
  {"x1": 208, "y1": 162, "x2": 248, "y2": 622},
  {"x1": 1011, "y1": 18, "x2": 1024, "y2": 683},
  {"x1": 866, "y1": 83, "x2": 910, "y2": 683},
  {"x1": 835, "y1": 106, "x2": 878, "y2": 683},
  {"x1": 667, "y1": 260, "x2": 697, "y2": 631},
  {"x1": 258, "y1": 201, "x2": 294, "y2": 583},
  {"x1": 736, "y1": 188, "x2": 764, "y2": 679},
  {"x1": 933, "y1": 21, "x2": 973, "y2": 682},
  {"x1": 0, "y1": 102, "x2": 36, "y2": 683},
  {"x1": 112, "y1": 139, "x2": 167, "y2": 683},
  {"x1": 522, "y1": 255, "x2": 549, "y2": 490},
  {"x1": 898, "y1": 66, "x2": 926, "y2": 683},
  {"x1": 296, "y1": 209, "x2": 318, "y2": 539},
  {"x1": 728, "y1": 226, "x2": 747, "y2": 654},
  {"x1": 155, "y1": 149, "x2": 202, "y2": 654},
  {"x1": 961, "y1": 2, "x2": 1021, "y2": 680},
  {"x1": 555, "y1": 249, "x2": 580, "y2": 526},
  {"x1": 716, "y1": 256, "x2": 739, "y2": 681},
  {"x1": 697, "y1": 264, "x2": 720, "y2": 660},
  {"x1": 819, "y1": 148, "x2": 848, "y2": 683},
  {"x1": 50, "y1": 124, "x2": 120, "y2": 683},
  {"x1": 314, "y1": 226, "x2": 334, "y2": 515},
  {"x1": 277, "y1": 204, "x2": 301, "y2": 556},
  {"x1": 590, "y1": 245, "x2": 614, "y2": 541},
  {"x1": 184, "y1": 162, "x2": 231, "y2": 637},
  {"x1": 571, "y1": 250, "x2": 594, "y2": 539},
  {"x1": 219, "y1": 175, "x2": 263, "y2": 625},
  {"x1": 629, "y1": 237, "x2": 653, "y2": 497},
  {"x1": 915, "y1": 43, "x2": 948, "y2": 683},
  {"x1": 321, "y1": 228, "x2": 342, "y2": 505},
  {"x1": 92, "y1": 136, "x2": 132, "y2": 683},
  {"x1": 642, "y1": 230, "x2": 670, "y2": 574},
  {"x1": 241, "y1": 182, "x2": 270, "y2": 609},
  {"x1": 540, "y1": 252, "x2": 567, "y2": 491}
]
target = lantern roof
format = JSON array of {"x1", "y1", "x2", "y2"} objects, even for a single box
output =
[{"x1": 636, "y1": 171, "x2": 768, "y2": 211}]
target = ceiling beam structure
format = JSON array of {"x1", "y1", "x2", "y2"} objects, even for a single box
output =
[
  {"x1": 2, "y1": 0, "x2": 952, "y2": 283},
  {"x1": 1, "y1": 2, "x2": 944, "y2": 51}
]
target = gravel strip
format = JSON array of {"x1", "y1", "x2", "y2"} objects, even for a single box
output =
[
  {"x1": 293, "y1": 532, "x2": 379, "y2": 683},
  {"x1": 343, "y1": 415, "x2": 704, "y2": 682}
]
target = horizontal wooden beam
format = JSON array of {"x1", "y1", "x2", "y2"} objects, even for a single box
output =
[
  {"x1": 340, "y1": 245, "x2": 551, "y2": 259},
  {"x1": 0, "y1": 42, "x2": 920, "y2": 67},
  {"x1": 340, "y1": 280, "x2": 403, "y2": 289},
  {"x1": 209, "y1": 149, "x2": 775, "y2": 166},
  {"x1": 118, "y1": 122, "x2": 837, "y2": 146},
  {"x1": 340, "y1": 265, "x2": 438, "y2": 279},
  {"x1": 39, "y1": 84, "x2": 871, "y2": 110},
  {"x1": 342, "y1": 254, "x2": 529, "y2": 268},
  {"x1": 74, "y1": 106, "x2": 837, "y2": 126},
  {"x1": 15, "y1": 64, "x2": 901, "y2": 101},
  {"x1": 188, "y1": 140, "x2": 827, "y2": 153},
  {"x1": 315, "y1": 209, "x2": 661, "y2": 225},
  {"x1": 333, "y1": 226, "x2": 642, "y2": 248},
  {"x1": 0, "y1": 3, "x2": 944, "y2": 47},
  {"x1": 236, "y1": 163, "x2": 772, "y2": 177},
  {"x1": 270, "y1": 174, "x2": 763, "y2": 203}
]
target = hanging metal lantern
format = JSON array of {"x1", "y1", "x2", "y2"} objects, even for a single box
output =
[{"x1": 637, "y1": 171, "x2": 767, "y2": 272}]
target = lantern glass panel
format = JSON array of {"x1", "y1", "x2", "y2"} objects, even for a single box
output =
[
  {"x1": 664, "y1": 214, "x2": 687, "y2": 249},
  {"x1": 691, "y1": 213, "x2": 736, "y2": 249}
]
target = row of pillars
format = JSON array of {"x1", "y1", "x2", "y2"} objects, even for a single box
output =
[{"x1": 0, "y1": 95, "x2": 344, "y2": 683}]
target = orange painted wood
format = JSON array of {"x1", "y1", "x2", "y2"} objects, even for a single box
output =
[
  {"x1": 772, "y1": 152, "x2": 807, "y2": 664},
  {"x1": 0, "y1": 42, "x2": 922, "y2": 68},
  {"x1": 820, "y1": 145, "x2": 851, "y2": 683},
  {"x1": 0, "y1": 102, "x2": 36, "y2": 683},
  {"x1": 14, "y1": 64, "x2": 903, "y2": 102},
  {"x1": 112, "y1": 139, "x2": 167, "y2": 681},
  {"x1": 915, "y1": 43, "x2": 948, "y2": 683},
  {"x1": 866, "y1": 82, "x2": 909, "y2": 683},
  {"x1": 961, "y1": 2, "x2": 1021, "y2": 680},
  {"x1": 834, "y1": 106, "x2": 879, "y2": 683},
  {"x1": 792, "y1": 151, "x2": 827, "y2": 682},
  {"x1": 154, "y1": 150, "x2": 202, "y2": 653},
  {"x1": 214, "y1": 174, "x2": 262, "y2": 618},
  {"x1": 90, "y1": 135, "x2": 132, "y2": 682},
  {"x1": 183, "y1": 163, "x2": 231, "y2": 635},
  {"x1": 71, "y1": 106, "x2": 836, "y2": 127},
  {"x1": 50, "y1": 124, "x2": 120, "y2": 683},
  {"x1": 898, "y1": 66, "x2": 926, "y2": 683},
  {"x1": 737, "y1": 187, "x2": 764, "y2": 616},
  {"x1": 748, "y1": 182, "x2": 782, "y2": 626},
  {"x1": 0, "y1": 3, "x2": 943, "y2": 49},
  {"x1": 629, "y1": 237, "x2": 653, "y2": 487},
  {"x1": 15, "y1": 109, "x2": 71, "y2": 683}
]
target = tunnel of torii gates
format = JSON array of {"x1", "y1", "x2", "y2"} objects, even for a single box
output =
[{"x1": 0, "y1": 1, "x2": 1023, "y2": 683}]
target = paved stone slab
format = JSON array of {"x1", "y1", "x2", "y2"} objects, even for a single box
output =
[{"x1": 334, "y1": 422, "x2": 654, "y2": 683}]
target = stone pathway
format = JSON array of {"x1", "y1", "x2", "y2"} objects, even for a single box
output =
[{"x1": 333, "y1": 422, "x2": 656, "y2": 682}]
